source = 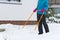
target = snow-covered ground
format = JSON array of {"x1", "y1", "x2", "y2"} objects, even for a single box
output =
[{"x1": 0, "y1": 23, "x2": 60, "y2": 40}]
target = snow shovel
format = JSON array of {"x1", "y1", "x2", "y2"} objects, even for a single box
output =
[
  {"x1": 22, "y1": 12, "x2": 34, "y2": 28},
  {"x1": 34, "y1": 12, "x2": 44, "y2": 30}
]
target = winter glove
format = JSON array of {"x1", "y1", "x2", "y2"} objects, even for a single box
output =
[
  {"x1": 40, "y1": 9, "x2": 45, "y2": 13},
  {"x1": 33, "y1": 8, "x2": 37, "y2": 12}
]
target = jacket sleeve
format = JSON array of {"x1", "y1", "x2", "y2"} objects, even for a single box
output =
[{"x1": 44, "y1": 0, "x2": 48, "y2": 11}]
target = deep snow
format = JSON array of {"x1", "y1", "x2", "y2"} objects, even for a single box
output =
[{"x1": 0, "y1": 23, "x2": 60, "y2": 40}]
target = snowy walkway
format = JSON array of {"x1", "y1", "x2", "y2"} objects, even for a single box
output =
[{"x1": 0, "y1": 23, "x2": 60, "y2": 40}]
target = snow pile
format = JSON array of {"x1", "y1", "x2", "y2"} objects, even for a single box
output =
[{"x1": 0, "y1": 23, "x2": 60, "y2": 40}]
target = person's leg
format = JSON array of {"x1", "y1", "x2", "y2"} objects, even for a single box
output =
[
  {"x1": 37, "y1": 14, "x2": 43, "y2": 34},
  {"x1": 42, "y1": 15, "x2": 49, "y2": 33}
]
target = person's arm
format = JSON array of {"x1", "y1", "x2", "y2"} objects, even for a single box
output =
[{"x1": 39, "y1": 0, "x2": 48, "y2": 13}]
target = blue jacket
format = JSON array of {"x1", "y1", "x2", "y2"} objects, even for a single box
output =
[{"x1": 36, "y1": 0, "x2": 48, "y2": 15}]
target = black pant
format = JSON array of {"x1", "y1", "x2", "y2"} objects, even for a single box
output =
[{"x1": 37, "y1": 14, "x2": 49, "y2": 33}]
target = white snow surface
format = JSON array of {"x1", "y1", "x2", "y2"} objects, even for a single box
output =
[{"x1": 0, "y1": 23, "x2": 60, "y2": 40}]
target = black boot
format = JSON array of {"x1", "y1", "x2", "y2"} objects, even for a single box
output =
[
  {"x1": 46, "y1": 31, "x2": 49, "y2": 33},
  {"x1": 38, "y1": 32, "x2": 43, "y2": 35}
]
